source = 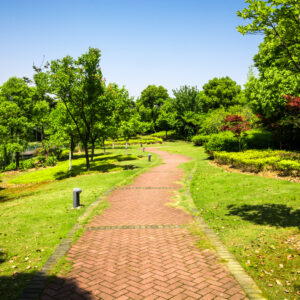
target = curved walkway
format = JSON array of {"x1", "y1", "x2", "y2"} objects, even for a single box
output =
[{"x1": 42, "y1": 149, "x2": 248, "y2": 300}]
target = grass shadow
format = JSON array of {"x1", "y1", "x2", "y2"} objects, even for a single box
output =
[
  {"x1": 227, "y1": 204, "x2": 300, "y2": 228},
  {"x1": 0, "y1": 250, "x2": 6, "y2": 264},
  {"x1": 54, "y1": 163, "x2": 137, "y2": 180},
  {"x1": 0, "y1": 271, "x2": 94, "y2": 300}
]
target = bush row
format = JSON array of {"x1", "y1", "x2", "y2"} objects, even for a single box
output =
[
  {"x1": 150, "y1": 130, "x2": 180, "y2": 140},
  {"x1": 192, "y1": 129, "x2": 275, "y2": 152},
  {"x1": 4, "y1": 154, "x2": 58, "y2": 171},
  {"x1": 213, "y1": 150, "x2": 300, "y2": 176},
  {"x1": 104, "y1": 137, "x2": 163, "y2": 145}
]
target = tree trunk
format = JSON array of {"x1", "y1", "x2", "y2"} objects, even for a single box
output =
[
  {"x1": 165, "y1": 130, "x2": 168, "y2": 140},
  {"x1": 40, "y1": 126, "x2": 44, "y2": 141},
  {"x1": 84, "y1": 143, "x2": 90, "y2": 171},
  {"x1": 16, "y1": 152, "x2": 20, "y2": 170},
  {"x1": 125, "y1": 140, "x2": 128, "y2": 156},
  {"x1": 103, "y1": 139, "x2": 106, "y2": 153},
  {"x1": 112, "y1": 142, "x2": 114, "y2": 150},
  {"x1": 69, "y1": 151, "x2": 72, "y2": 171},
  {"x1": 70, "y1": 136, "x2": 75, "y2": 159},
  {"x1": 91, "y1": 140, "x2": 95, "y2": 161}
]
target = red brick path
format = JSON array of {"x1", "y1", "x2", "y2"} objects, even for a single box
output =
[{"x1": 42, "y1": 149, "x2": 248, "y2": 299}]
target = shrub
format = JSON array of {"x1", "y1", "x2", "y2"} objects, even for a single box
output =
[
  {"x1": 20, "y1": 158, "x2": 36, "y2": 169},
  {"x1": 37, "y1": 155, "x2": 46, "y2": 166},
  {"x1": 4, "y1": 162, "x2": 16, "y2": 171},
  {"x1": 192, "y1": 135, "x2": 210, "y2": 146},
  {"x1": 213, "y1": 150, "x2": 300, "y2": 176},
  {"x1": 151, "y1": 130, "x2": 179, "y2": 140},
  {"x1": 45, "y1": 155, "x2": 58, "y2": 167},
  {"x1": 244, "y1": 129, "x2": 275, "y2": 149},
  {"x1": 204, "y1": 131, "x2": 239, "y2": 152}
]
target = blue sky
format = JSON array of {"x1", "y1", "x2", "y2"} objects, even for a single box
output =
[{"x1": 0, "y1": 0, "x2": 262, "y2": 98}]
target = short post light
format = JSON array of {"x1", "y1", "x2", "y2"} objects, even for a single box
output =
[
  {"x1": 73, "y1": 188, "x2": 82, "y2": 208},
  {"x1": 148, "y1": 154, "x2": 152, "y2": 162}
]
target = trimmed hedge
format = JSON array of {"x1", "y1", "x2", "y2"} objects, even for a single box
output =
[
  {"x1": 193, "y1": 129, "x2": 275, "y2": 152},
  {"x1": 151, "y1": 130, "x2": 179, "y2": 140},
  {"x1": 105, "y1": 137, "x2": 163, "y2": 145},
  {"x1": 213, "y1": 150, "x2": 300, "y2": 176},
  {"x1": 204, "y1": 131, "x2": 239, "y2": 152},
  {"x1": 191, "y1": 135, "x2": 210, "y2": 146}
]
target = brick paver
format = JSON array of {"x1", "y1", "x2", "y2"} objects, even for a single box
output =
[{"x1": 42, "y1": 149, "x2": 248, "y2": 299}]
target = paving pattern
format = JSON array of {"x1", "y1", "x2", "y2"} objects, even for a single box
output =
[{"x1": 42, "y1": 149, "x2": 248, "y2": 299}]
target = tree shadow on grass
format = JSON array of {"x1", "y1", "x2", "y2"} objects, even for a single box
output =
[
  {"x1": 227, "y1": 204, "x2": 300, "y2": 228},
  {"x1": 54, "y1": 163, "x2": 137, "y2": 180},
  {"x1": 0, "y1": 271, "x2": 93, "y2": 300},
  {"x1": 0, "y1": 250, "x2": 6, "y2": 264}
]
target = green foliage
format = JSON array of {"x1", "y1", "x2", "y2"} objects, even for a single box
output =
[
  {"x1": 237, "y1": 0, "x2": 300, "y2": 73},
  {"x1": 199, "y1": 77, "x2": 242, "y2": 112},
  {"x1": 172, "y1": 86, "x2": 203, "y2": 138},
  {"x1": 199, "y1": 108, "x2": 227, "y2": 135},
  {"x1": 50, "y1": 48, "x2": 108, "y2": 170},
  {"x1": 136, "y1": 85, "x2": 169, "y2": 129},
  {"x1": 213, "y1": 149, "x2": 300, "y2": 176},
  {"x1": 150, "y1": 130, "x2": 179, "y2": 140},
  {"x1": 204, "y1": 131, "x2": 239, "y2": 152},
  {"x1": 244, "y1": 129, "x2": 275, "y2": 149},
  {"x1": 191, "y1": 135, "x2": 210, "y2": 146},
  {"x1": 156, "y1": 98, "x2": 178, "y2": 135},
  {"x1": 45, "y1": 155, "x2": 58, "y2": 167},
  {"x1": 0, "y1": 77, "x2": 36, "y2": 169},
  {"x1": 21, "y1": 158, "x2": 36, "y2": 169},
  {"x1": 105, "y1": 137, "x2": 163, "y2": 145}
]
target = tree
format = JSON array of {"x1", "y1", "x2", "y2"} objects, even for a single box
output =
[
  {"x1": 156, "y1": 99, "x2": 177, "y2": 139},
  {"x1": 237, "y1": 0, "x2": 300, "y2": 73},
  {"x1": 0, "y1": 77, "x2": 35, "y2": 169},
  {"x1": 221, "y1": 115, "x2": 251, "y2": 151},
  {"x1": 92, "y1": 83, "x2": 133, "y2": 156},
  {"x1": 32, "y1": 62, "x2": 55, "y2": 142},
  {"x1": 198, "y1": 77, "x2": 242, "y2": 112},
  {"x1": 172, "y1": 86, "x2": 203, "y2": 138},
  {"x1": 136, "y1": 85, "x2": 169, "y2": 131},
  {"x1": 50, "y1": 48, "x2": 106, "y2": 171},
  {"x1": 119, "y1": 112, "x2": 143, "y2": 155}
]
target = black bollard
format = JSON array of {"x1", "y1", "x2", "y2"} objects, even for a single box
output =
[
  {"x1": 148, "y1": 154, "x2": 152, "y2": 162},
  {"x1": 73, "y1": 188, "x2": 82, "y2": 208}
]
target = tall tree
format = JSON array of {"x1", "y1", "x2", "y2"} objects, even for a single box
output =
[
  {"x1": 50, "y1": 48, "x2": 105, "y2": 170},
  {"x1": 198, "y1": 77, "x2": 242, "y2": 112},
  {"x1": 172, "y1": 86, "x2": 202, "y2": 138},
  {"x1": 136, "y1": 85, "x2": 169, "y2": 131},
  {"x1": 237, "y1": 0, "x2": 300, "y2": 73},
  {"x1": 0, "y1": 77, "x2": 35, "y2": 169}
]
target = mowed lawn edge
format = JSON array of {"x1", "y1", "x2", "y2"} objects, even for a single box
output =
[
  {"x1": 161, "y1": 141, "x2": 300, "y2": 300},
  {"x1": 0, "y1": 146, "x2": 162, "y2": 300}
]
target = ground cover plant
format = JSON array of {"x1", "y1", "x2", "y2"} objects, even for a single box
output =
[
  {"x1": 161, "y1": 141, "x2": 300, "y2": 300},
  {"x1": 213, "y1": 150, "x2": 300, "y2": 177},
  {"x1": 0, "y1": 146, "x2": 160, "y2": 300}
]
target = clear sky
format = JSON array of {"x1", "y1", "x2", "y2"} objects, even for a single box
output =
[{"x1": 0, "y1": 0, "x2": 263, "y2": 98}]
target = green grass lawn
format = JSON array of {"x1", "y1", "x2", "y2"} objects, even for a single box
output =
[
  {"x1": 162, "y1": 141, "x2": 300, "y2": 300},
  {"x1": 0, "y1": 145, "x2": 161, "y2": 300}
]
